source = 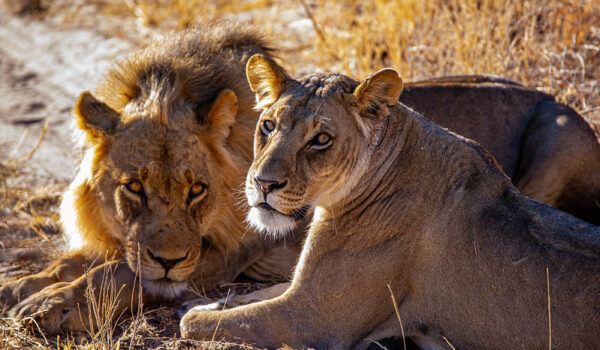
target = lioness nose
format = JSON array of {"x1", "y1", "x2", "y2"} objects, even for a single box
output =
[
  {"x1": 147, "y1": 249, "x2": 188, "y2": 271},
  {"x1": 255, "y1": 177, "x2": 286, "y2": 194}
]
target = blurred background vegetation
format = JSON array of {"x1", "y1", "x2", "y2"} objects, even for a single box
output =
[{"x1": 18, "y1": 0, "x2": 600, "y2": 125}]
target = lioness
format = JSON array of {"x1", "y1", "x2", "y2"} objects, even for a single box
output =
[
  {"x1": 180, "y1": 55, "x2": 600, "y2": 349},
  {"x1": 0, "y1": 24, "x2": 302, "y2": 333},
  {"x1": 400, "y1": 76, "x2": 600, "y2": 225}
]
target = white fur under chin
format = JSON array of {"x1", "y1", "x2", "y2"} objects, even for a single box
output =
[
  {"x1": 142, "y1": 279, "x2": 188, "y2": 300},
  {"x1": 247, "y1": 207, "x2": 299, "y2": 238}
]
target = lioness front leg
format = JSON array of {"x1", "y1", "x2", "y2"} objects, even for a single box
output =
[
  {"x1": 180, "y1": 282, "x2": 359, "y2": 350},
  {"x1": 0, "y1": 250, "x2": 104, "y2": 313},
  {"x1": 180, "y1": 290, "x2": 330, "y2": 349},
  {"x1": 8, "y1": 260, "x2": 145, "y2": 334}
]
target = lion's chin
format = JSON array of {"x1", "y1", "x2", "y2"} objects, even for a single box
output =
[
  {"x1": 247, "y1": 206, "x2": 301, "y2": 238},
  {"x1": 142, "y1": 279, "x2": 188, "y2": 299}
]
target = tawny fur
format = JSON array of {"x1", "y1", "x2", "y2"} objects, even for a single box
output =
[
  {"x1": 0, "y1": 23, "x2": 302, "y2": 334},
  {"x1": 181, "y1": 56, "x2": 600, "y2": 350}
]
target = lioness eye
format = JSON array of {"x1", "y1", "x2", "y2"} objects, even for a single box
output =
[
  {"x1": 189, "y1": 182, "x2": 206, "y2": 198},
  {"x1": 260, "y1": 120, "x2": 275, "y2": 135},
  {"x1": 125, "y1": 181, "x2": 144, "y2": 195},
  {"x1": 311, "y1": 132, "x2": 333, "y2": 148}
]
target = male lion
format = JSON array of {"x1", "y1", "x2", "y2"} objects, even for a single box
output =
[
  {"x1": 180, "y1": 55, "x2": 600, "y2": 349},
  {"x1": 0, "y1": 24, "x2": 301, "y2": 333}
]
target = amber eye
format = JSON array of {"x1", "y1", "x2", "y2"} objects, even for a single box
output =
[
  {"x1": 125, "y1": 180, "x2": 144, "y2": 194},
  {"x1": 311, "y1": 132, "x2": 333, "y2": 148},
  {"x1": 189, "y1": 182, "x2": 206, "y2": 198},
  {"x1": 260, "y1": 120, "x2": 275, "y2": 135}
]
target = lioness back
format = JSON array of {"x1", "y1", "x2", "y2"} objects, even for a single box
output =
[{"x1": 400, "y1": 76, "x2": 600, "y2": 224}]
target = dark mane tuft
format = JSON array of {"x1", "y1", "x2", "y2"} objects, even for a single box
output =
[{"x1": 95, "y1": 21, "x2": 275, "y2": 122}]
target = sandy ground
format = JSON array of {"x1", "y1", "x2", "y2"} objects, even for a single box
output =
[{"x1": 0, "y1": 13, "x2": 132, "y2": 184}]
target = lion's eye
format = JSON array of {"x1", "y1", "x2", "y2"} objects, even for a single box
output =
[
  {"x1": 260, "y1": 120, "x2": 275, "y2": 135},
  {"x1": 125, "y1": 181, "x2": 144, "y2": 195},
  {"x1": 311, "y1": 132, "x2": 333, "y2": 148},
  {"x1": 189, "y1": 182, "x2": 206, "y2": 198}
]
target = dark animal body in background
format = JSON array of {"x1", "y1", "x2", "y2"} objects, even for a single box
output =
[{"x1": 401, "y1": 75, "x2": 600, "y2": 225}]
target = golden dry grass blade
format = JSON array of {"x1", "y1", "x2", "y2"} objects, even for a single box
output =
[{"x1": 387, "y1": 284, "x2": 406, "y2": 350}]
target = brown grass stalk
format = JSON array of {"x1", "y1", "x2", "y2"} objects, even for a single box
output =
[{"x1": 387, "y1": 284, "x2": 406, "y2": 350}]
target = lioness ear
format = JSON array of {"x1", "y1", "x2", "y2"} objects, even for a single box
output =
[
  {"x1": 74, "y1": 91, "x2": 120, "y2": 141},
  {"x1": 207, "y1": 89, "x2": 238, "y2": 142},
  {"x1": 246, "y1": 54, "x2": 288, "y2": 109},
  {"x1": 353, "y1": 68, "x2": 403, "y2": 117}
]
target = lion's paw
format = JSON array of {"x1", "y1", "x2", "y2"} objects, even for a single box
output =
[
  {"x1": 8, "y1": 282, "x2": 87, "y2": 334},
  {"x1": 0, "y1": 274, "x2": 58, "y2": 314}
]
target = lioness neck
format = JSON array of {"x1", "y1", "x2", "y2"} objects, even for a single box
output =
[{"x1": 319, "y1": 104, "x2": 509, "y2": 231}]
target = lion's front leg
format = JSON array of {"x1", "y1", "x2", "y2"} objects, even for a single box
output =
[
  {"x1": 8, "y1": 281, "x2": 89, "y2": 334},
  {"x1": 8, "y1": 260, "x2": 143, "y2": 334},
  {"x1": 0, "y1": 250, "x2": 103, "y2": 313}
]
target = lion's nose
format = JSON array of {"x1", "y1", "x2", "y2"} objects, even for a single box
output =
[
  {"x1": 147, "y1": 249, "x2": 188, "y2": 271},
  {"x1": 255, "y1": 177, "x2": 287, "y2": 194}
]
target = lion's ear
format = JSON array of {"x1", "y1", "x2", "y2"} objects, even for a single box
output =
[
  {"x1": 246, "y1": 54, "x2": 289, "y2": 109},
  {"x1": 206, "y1": 89, "x2": 238, "y2": 142},
  {"x1": 74, "y1": 91, "x2": 120, "y2": 141},
  {"x1": 353, "y1": 68, "x2": 403, "y2": 117}
]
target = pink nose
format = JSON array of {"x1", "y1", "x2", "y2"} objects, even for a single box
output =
[{"x1": 255, "y1": 177, "x2": 286, "y2": 194}]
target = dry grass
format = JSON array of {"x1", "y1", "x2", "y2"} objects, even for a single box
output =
[
  {"x1": 1, "y1": 127, "x2": 64, "y2": 281},
  {"x1": 1, "y1": 0, "x2": 599, "y2": 348},
  {"x1": 37, "y1": 0, "x2": 600, "y2": 123}
]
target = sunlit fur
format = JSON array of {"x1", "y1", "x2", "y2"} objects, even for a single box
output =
[
  {"x1": 59, "y1": 22, "x2": 274, "y2": 297},
  {"x1": 181, "y1": 56, "x2": 600, "y2": 350},
  {"x1": 244, "y1": 63, "x2": 374, "y2": 238},
  {"x1": 0, "y1": 26, "x2": 308, "y2": 336},
  {"x1": 246, "y1": 206, "x2": 299, "y2": 237}
]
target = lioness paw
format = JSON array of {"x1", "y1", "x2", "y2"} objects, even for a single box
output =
[
  {"x1": 176, "y1": 296, "x2": 229, "y2": 319},
  {"x1": 179, "y1": 308, "x2": 214, "y2": 340}
]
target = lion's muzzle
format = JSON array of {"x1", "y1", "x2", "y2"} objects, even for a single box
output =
[{"x1": 147, "y1": 248, "x2": 189, "y2": 276}]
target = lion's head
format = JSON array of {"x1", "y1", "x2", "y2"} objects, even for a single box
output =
[
  {"x1": 244, "y1": 54, "x2": 403, "y2": 237},
  {"x1": 60, "y1": 25, "x2": 272, "y2": 297}
]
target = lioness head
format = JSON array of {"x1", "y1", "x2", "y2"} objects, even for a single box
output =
[
  {"x1": 60, "y1": 27, "x2": 269, "y2": 297},
  {"x1": 244, "y1": 55, "x2": 403, "y2": 236}
]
